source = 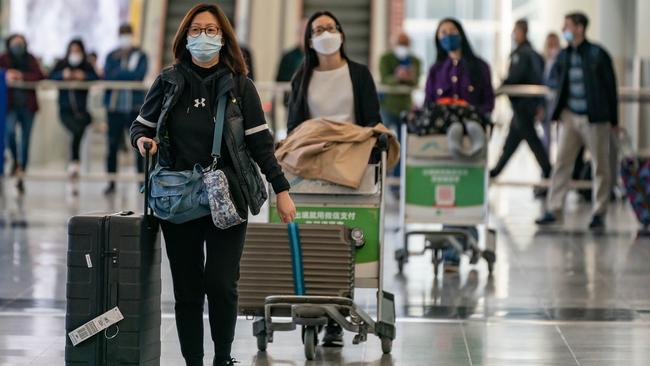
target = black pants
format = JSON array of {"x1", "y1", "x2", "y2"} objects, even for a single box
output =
[
  {"x1": 107, "y1": 111, "x2": 143, "y2": 174},
  {"x1": 161, "y1": 216, "x2": 247, "y2": 364},
  {"x1": 492, "y1": 105, "x2": 552, "y2": 178},
  {"x1": 60, "y1": 109, "x2": 91, "y2": 162}
]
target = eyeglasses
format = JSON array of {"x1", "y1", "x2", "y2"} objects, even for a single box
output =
[
  {"x1": 188, "y1": 25, "x2": 221, "y2": 38},
  {"x1": 312, "y1": 24, "x2": 340, "y2": 36}
]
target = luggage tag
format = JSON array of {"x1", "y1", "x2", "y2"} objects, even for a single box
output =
[{"x1": 68, "y1": 307, "x2": 124, "y2": 346}]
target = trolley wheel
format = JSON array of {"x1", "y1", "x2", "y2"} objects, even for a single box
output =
[
  {"x1": 303, "y1": 326, "x2": 317, "y2": 360},
  {"x1": 256, "y1": 331, "x2": 268, "y2": 352},
  {"x1": 381, "y1": 336, "x2": 393, "y2": 354},
  {"x1": 482, "y1": 250, "x2": 496, "y2": 276}
]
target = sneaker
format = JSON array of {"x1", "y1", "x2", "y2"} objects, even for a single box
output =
[
  {"x1": 104, "y1": 182, "x2": 116, "y2": 196},
  {"x1": 589, "y1": 214, "x2": 605, "y2": 230},
  {"x1": 535, "y1": 212, "x2": 559, "y2": 225},
  {"x1": 321, "y1": 323, "x2": 343, "y2": 347},
  {"x1": 68, "y1": 162, "x2": 80, "y2": 180}
]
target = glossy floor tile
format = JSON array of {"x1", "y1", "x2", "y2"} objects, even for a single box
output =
[{"x1": 0, "y1": 153, "x2": 649, "y2": 365}]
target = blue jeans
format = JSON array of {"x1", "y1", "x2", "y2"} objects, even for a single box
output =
[
  {"x1": 380, "y1": 109, "x2": 402, "y2": 178},
  {"x1": 6, "y1": 107, "x2": 35, "y2": 169}
]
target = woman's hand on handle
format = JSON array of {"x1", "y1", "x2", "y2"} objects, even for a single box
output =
[
  {"x1": 276, "y1": 191, "x2": 296, "y2": 224},
  {"x1": 136, "y1": 137, "x2": 158, "y2": 157}
]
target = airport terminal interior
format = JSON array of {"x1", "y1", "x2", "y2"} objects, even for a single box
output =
[{"x1": 1, "y1": 0, "x2": 650, "y2": 365}]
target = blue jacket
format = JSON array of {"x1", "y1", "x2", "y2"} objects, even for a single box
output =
[{"x1": 103, "y1": 48, "x2": 148, "y2": 112}]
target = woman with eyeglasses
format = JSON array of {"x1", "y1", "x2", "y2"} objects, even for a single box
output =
[
  {"x1": 130, "y1": 4, "x2": 295, "y2": 365},
  {"x1": 286, "y1": 11, "x2": 381, "y2": 134}
]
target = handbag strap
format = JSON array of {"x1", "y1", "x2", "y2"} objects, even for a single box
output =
[{"x1": 211, "y1": 94, "x2": 228, "y2": 159}]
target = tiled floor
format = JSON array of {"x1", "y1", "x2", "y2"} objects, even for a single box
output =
[{"x1": 1, "y1": 165, "x2": 649, "y2": 365}]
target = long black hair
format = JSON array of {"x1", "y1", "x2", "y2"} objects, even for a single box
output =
[
  {"x1": 52, "y1": 39, "x2": 91, "y2": 72},
  {"x1": 292, "y1": 11, "x2": 348, "y2": 106},
  {"x1": 434, "y1": 18, "x2": 483, "y2": 87}
]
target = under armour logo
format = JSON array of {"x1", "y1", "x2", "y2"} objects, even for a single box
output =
[{"x1": 194, "y1": 98, "x2": 206, "y2": 108}]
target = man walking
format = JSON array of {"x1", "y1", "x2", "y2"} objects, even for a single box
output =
[{"x1": 536, "y1": 12, "x2": 618, "y2": 230}]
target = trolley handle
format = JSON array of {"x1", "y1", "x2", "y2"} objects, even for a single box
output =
[
  {"x1": 376, "y1": 133, "x2": 389, "y2": 152},
  {"x1": 143, "y1": 141, "x2": 153, "y2": 219}
]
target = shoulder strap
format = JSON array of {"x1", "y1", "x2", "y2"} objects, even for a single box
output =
[{"x1": 211, "y1": 94, "x2": 228, "y2": 158}]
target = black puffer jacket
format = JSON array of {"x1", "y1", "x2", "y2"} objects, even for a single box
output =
[{"x1": 130, "y1": 64, "x2": 289, "y2": 215}]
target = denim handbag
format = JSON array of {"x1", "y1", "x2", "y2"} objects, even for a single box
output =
[
  {"x1": 203, "y1": 95, "x2": 246, "y2": 229},
  {"x1": 148, "y1": 94, "x2": 244, "y2": 228}
]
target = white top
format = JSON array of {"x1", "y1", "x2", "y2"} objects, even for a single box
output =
[{"x1": 307, "y1": 63, "x2": 355, "y2": 124}]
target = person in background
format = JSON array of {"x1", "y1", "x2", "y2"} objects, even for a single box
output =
[
  {"x1": 286, "y1": 11, "x2": 381, "y2": 346},
  {"x1": 490, "y1": 19, "x2": 551, "y2": 197},
  {"x1": 425, "y1": 18, "x2": 494, "y2": 116},
  {"x1": 287, "y1": 11, "x2": 381, "y2": 134},
  {"x1": 87, "y1": 51, "x2": 102, "y2": 78},
  {"x1": 536, "y1": 12, "x2": 618, "y2": 230},
  {"x1": 541, "y1": 32, "x2": 562, "y2": 153},
  {"x1": 424, "y1": 18, "x2": 495, "y2": 272},
  {"x1": 379, "y1": 31, "x2": 421, "y2": 187},
  {"x1": 103, "y1": 24, "x2": 148, "y2": 195},
  {"x1": 50, "y1": 39, "x2": 99, "y2": 195},
  {"x1": 276, "y1": 19, "x2": 307, "y2": 84},
  {"x1": 0, "y1": 34, "x2": 45, "y2": 194}
]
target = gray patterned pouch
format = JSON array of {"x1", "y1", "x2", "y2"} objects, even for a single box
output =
[{"x1": 204, "y1": 94, "x2": 246, "y2": 229}]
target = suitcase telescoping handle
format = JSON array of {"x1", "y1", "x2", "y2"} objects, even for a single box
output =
[{"x1": 143, "y1": 141, "x2": 153, "y2": 218}]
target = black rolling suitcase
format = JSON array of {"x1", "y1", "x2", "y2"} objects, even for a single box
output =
[{"x1": 65, "y1": 145, "x2": 161, "y2": 365}]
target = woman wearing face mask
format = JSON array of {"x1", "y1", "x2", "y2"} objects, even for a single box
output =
[
  {"x1": 0, "y1": 34, "x2": 45, "y2": 193},
  {"x1": 50, "y1": 39, "x2": 99, "y2": 193},
  {"x1": 424, "y1": 19, "x2": 495, "y2": 272},
  {"x1": 286, "y1": 11, "x2": 381, "y2": 134},
  {"x1": 130, "y1": 4, "x2": 295, "y2": 366},
  {"x1": 425, "y1": 18, "x2": 494, "y2": 117}
]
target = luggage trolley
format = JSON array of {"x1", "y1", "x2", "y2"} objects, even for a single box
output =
[
  {"x1": 258, "y1": 135, "x2": 396, "y2": 360},
  {"x1": 394, "y1": 123, "x2": 497, "y2": 275}
]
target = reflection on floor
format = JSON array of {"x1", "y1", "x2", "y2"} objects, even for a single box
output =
[{"x1": 1, "y1": 178, "x2": 649, "y2": 365}]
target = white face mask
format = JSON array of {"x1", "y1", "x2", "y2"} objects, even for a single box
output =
[
  {"x1": 311, "y1": 32, "x2": 342, "y2": 55},
  {"x1": 394, "y1": 45, "x2": 409, "y2": 60},
  {"x1": 68, "y1": 53, "x2": 83, "y2": 67},
  {"x1": 119, "y1": 34, "x2": 133, "y2": 49}
]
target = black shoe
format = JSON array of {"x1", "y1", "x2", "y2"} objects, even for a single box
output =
[
  {"x1": 214, "y1": 357, "x2": 238, "y2": 366},
  {"x1": 489, "y1": 169, "x2": 499, "y2": 179},
  {"x1": 322, "y1": 324, "x2": 343, "y2": 347},
  {"x1": 533, "y1": 186, "x2": 548, "y2": 199},
  {"x1": 104, "y1": 182, "x2": 116, "y2": 196},
  {"x1": 535, "y1": 212, "x2": 558, "y2": 225},
  {"x1": 589, "y1": 215, "x2": 605, "y2": 230},
  {"x1": 16, "y1": 179, "x2": 24, "y2": 195}
]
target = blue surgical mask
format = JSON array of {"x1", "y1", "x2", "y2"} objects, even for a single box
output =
[
  {"x1": 186, "y1": 34, "x2": 223, "y2": 62},
  {"x1": 440, "y1": 34, "x2": 462, "y2": 52},
  {"x1": 563, "y1": 30, "x2": 574, "y2": 43},
  {"x1": 10, "y1": 44, "x2": 25, "y2": 57}
]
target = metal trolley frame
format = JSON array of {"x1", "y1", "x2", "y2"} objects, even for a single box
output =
[
  {"x1": 394, "y1": 124, "x2": 497, "y2": 275},
  {"x1": 254, "y1": 137, "x2": 396, "y2": 360}
]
